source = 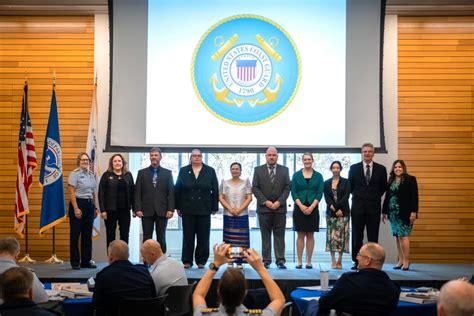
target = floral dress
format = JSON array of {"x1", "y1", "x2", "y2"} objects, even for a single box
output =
[
  {"x1": 388, "y1": 181, "x2": 413, "y2": 237},
  {"x1": 325, "y1": 188, "x2": 350, "y2": 253}
]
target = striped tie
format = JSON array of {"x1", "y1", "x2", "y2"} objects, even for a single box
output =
[
  {"x1": 269, "y1": 165, "x2": 275, "y2": 183},
  {"x1": 365, "y1": 165, "x2": 371, "y2": 185}
]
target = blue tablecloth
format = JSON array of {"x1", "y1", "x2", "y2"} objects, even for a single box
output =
[
  {"x1": 291, "y1": 287, "x2": 436, "y2": 316},
  {"x1": 45, "y1": 283, "x2": 93, "y2": 316}
]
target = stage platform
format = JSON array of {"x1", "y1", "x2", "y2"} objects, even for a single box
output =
[{"x1": 25, "y1": 261, "x2": 474, "y2": 287}]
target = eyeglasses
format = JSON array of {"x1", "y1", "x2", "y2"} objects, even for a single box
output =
[{"x1": 357, "y1": 252, "x2": 381, "y2": 261}]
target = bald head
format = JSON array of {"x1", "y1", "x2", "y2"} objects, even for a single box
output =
[
  {"x1": 265, "y1": 147, "x2": 278, "y2": 166},
  {"x1": 108, "y1": 240, "x2": 129, "y2": 264},
  {"x1": 140, "y1": 240, "x2": 164, "y2": 265},
  {"x1": 357, "y1": 242, "x2": 385, "y2": 270},
  {"x1": 438, "y1": 280, "x2": 474, "y2": 316}
]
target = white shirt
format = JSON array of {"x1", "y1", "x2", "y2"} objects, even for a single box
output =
[{"x1": 149, "y1": 255, "x2": 188, "y2": 296}]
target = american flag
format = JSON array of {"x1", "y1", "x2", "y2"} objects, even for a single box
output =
[{"x1": 15, "y1": 83, "x2": 37, "y2": 237}]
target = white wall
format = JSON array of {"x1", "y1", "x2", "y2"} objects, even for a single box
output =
[{"x1": 91, "y1": 14, "x2": 401, "y2": 263}]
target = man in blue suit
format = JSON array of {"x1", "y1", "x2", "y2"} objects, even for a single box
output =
[{"x1": 92, "y1": 240, "x2": 156, "y2": 316}]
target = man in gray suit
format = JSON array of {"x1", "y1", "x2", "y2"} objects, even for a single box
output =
[
  {"x1": 135, "y1": 147, "x2": 175, "y2": 253},
  {"x1": 252, "y1": 147, "x2": 291, "y2": 269}
]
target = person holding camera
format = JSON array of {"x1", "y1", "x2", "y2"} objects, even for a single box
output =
[{"x1": 193, "y1": 243, "x2": 285, "y2": 316}]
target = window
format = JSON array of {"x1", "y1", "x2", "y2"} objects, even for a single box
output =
[{"x1": 128, "y1": 152, "x2": 360, "y2": 261}]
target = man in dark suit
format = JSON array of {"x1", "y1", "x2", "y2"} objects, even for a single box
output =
[
  {"x1": 135, "y1": 147, "x2": 175, "y2": 253},
  {"x1": 175, "y1": 149, "x2": 219, "y2": 269},
  {"x1": 317, "y1": 243, "x2": 400, "y2": 316},
  {"x1": 349, "y1": 143, "x2": 387, "y2": 270},
  {"x1": 252, "y1": 147, "x2": 291, "y2": 269},
  {"x1": 92, "y1": 240, "x2": 156, "y2": 316}
]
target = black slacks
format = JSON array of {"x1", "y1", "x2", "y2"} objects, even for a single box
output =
[
  {"x1": 181, "y1": 214, "x2": 211, "y2": 266},
  {"x1": 69, "y1": 198, "x2": 94, "y2": 267},
  {"x1": 142, "y1": 214, "x2": 168, "y2": 253},
  {"x1": 104, "y1": 208, "x2": 131, "y2": 250},
  {"x1": 351, "y1": 209, "x2": 381, "y2": 263}
]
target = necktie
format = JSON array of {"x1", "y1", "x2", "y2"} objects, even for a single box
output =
[
  {"x1": 365, "y1": 165, "x2": 371, "y2": 185},
  {"x1": 269, "y1": 165, "x2": 275, "y2": 184},
  {"x1": 153, "y1": 169, "x2": 158, "y2": 188}
]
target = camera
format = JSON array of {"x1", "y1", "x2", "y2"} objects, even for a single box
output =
[{"x1": 226, "y1": 246, "x2": 247, "y2": 259}]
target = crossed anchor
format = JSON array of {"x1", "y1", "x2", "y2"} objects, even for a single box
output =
[{"x1": 210, "y1": 34, "x2": 283, "y2": 108}]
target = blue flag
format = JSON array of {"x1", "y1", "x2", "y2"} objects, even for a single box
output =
[{"x1": 39, "y1": 86, "x2": 66, "y2": 235}]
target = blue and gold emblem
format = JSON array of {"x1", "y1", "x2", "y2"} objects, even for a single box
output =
[{"x1": 192, "y1": 15, "x2": 301, "y2": 125}]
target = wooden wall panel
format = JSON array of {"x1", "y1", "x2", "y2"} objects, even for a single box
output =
[
  {"x1": 398, "y1": 16, "x2": 474, "y2": 263},
  {"x1": 0, "y1": 16, "x2": 94, "y2": 260}
]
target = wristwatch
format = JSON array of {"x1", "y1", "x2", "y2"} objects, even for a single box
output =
[{"x1": 209, "y1": 262, "x2": 220, "y2": 271}]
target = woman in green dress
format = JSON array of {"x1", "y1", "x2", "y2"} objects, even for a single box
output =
[
  {"x1": 383, "y1": 160, "x2": 418, "y2": 271},
  {"x1": 291, "y1": 153, "x2": 324, "y2": 269}
]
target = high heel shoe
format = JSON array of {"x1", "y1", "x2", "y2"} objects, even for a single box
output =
[
  {"x1": 393, "y1": 264, "x2": 403, "y2": 270},
  {"x1": 402, "y1": 262, "x2": 410, "y2": 271}
]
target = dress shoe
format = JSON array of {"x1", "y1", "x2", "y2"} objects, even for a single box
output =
[
  {"x1": 183, "y1": 263, "x2": 191, "y2": 269},
  {"x1": 295, "y1": 264, "x2": 303, "y2": 269},
  {"x1": 80, "y1": 263, "x2": 97, "y2": 269},
  {"x1": 402, "y1": 263, "x2": 410, "y2": 271},
  {"x1": 277, "y1": 263, "x2": 287, "y2": 269},
  {"x1": 393, "y1": 265, "x2": 403, "y2": 270},
  {"x1": 264, "y1": 262, "x2": 271, "y2": 269},
  {"x1": 197, "y1": 264, "x2": 205, "y2": 269},
  {"x1": 305, "y1": 264, "x2": 313, "y2": 269},
  {"x1": 351, "y1": 264, "x2": 358, "y2": 270},
  {"x1": 71, "y1": 266, "x2": 80, "y2": 270}
]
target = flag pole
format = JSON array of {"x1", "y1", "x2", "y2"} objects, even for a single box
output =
[
  {"x1": 17, "y1": 76, "x2": 36, "y2": 264},
  {"x1": 18, "y1": 216, "x2": 36, "y2": 264},
  {"x1": 44, "y1": 71, "x2": 64, "y2": 265},
  {"x1": 45, "y1": 227, "x2": 63, "y2": 264}
]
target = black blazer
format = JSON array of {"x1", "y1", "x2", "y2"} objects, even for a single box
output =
[
  {"x1": 383, "y1": 175, "x2": 419, "y2": 224},
  {"x1": 349, "y1": 162, "x2": 387, "y2": 214},
  {"x1": 98, "y1": 171, "x2": 135, "y2": 213},
  {"x1": 134, "y1": 166, "x2": 175, "y2": 217},
  {"x1": 175, "y1": 164, "x2": 219, "y2": 215},
  {"x1": 318, "y1": 268, "x2": 400, "y2": 316},
  {"x1": 323, "y1": 177, "x2": 351, "y2": 217},
  {"x1": 252, "y1": 164, "x2": 291, "y2": 214}
]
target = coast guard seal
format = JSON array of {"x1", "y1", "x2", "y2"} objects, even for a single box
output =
[{"x1": 192, "y1": 14, "x2": 301, "y2": 125}]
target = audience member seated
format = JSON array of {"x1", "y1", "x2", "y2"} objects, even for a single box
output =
[
  {"x1": 437, "y1": 279, "x2": 474, "y2": 316},
  {"x1": 0, "y1": 266, "x2": 55, "y2": 316},
  {"x1": 318, "y1": 242, "x2": 400, "y2": 316},
  {"x1": 140, "y1": 239, "x2": 187, "y2": 295},
  {"x1": 92, "y1": 240, "x2": 156, "y2": 316},
  {"x1": 193, "y1": 243, "x2": 285, "y2": 316},
  {"x1": 0, "y1": 237, "x2": 48, "y2": 304}
]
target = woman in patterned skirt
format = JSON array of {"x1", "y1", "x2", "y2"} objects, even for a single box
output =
[
  {"x1": 219, "y1": 162, "x2": 252, "y2": 268},
  {"x1": 383, "y1": 160, "x2": 418, "y2": 271},
  {"x1": 323, "y1": 161, "x2": 351, "y2": 269}
]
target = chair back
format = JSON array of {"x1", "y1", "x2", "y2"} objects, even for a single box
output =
[
  {"x1": 164, "y1": 281, "x2": 197, "y2": 316},
  {"x1": 118, "y1": 294, "x2": 168, "y2": 316}
]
